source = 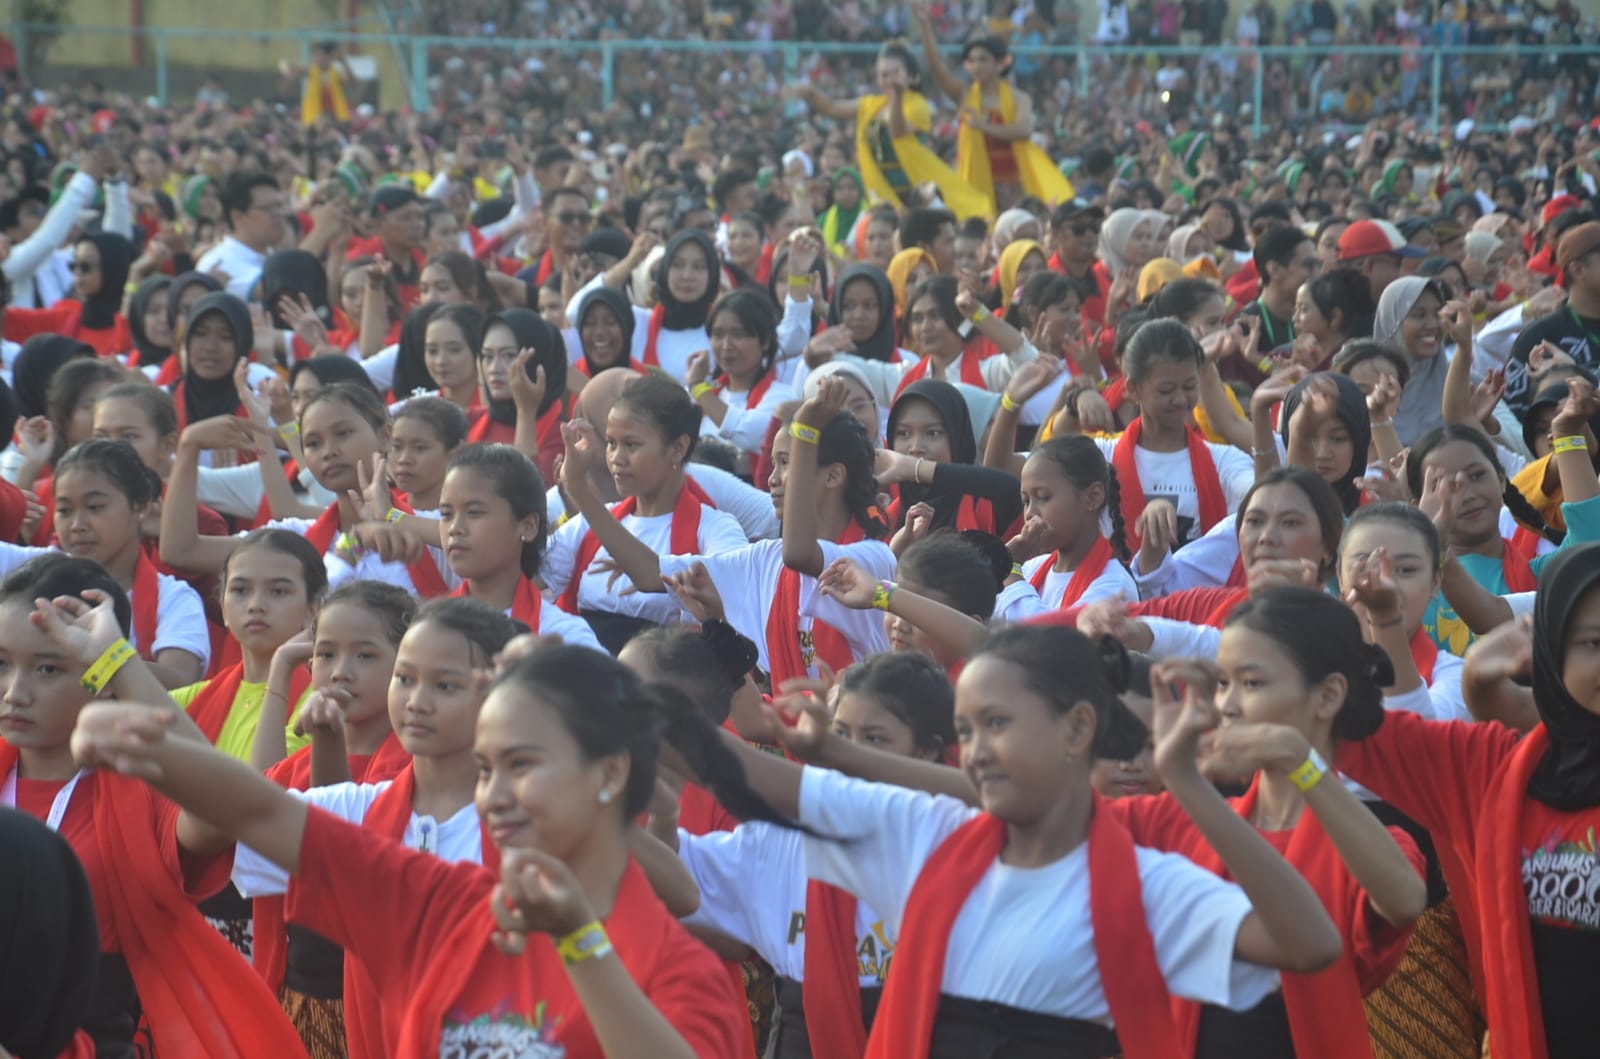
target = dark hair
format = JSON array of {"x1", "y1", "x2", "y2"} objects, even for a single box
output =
[
  {"x1": 968, "y1": 625, "x2": 1147, "y2": 760},
  {"x1": 54, "y1": 440, "x2": 163, "y2": 510},
  {"x1": 624, "y1": 622, "x2": 759, "y2": 726},
  {"x1": 1026, "y1": 436, "x2": 1131, "y2": 563},
  {"x1": 299, "y1": 381, "x2": 390, "y2": 438},
  {"x1": 1237, "y1": 467, "x2": 1345, "y2": 582},
  {"x1": 445, "y1": 444, "x2": 549, "y2": 578},
  {"x1": 1344, "y1": 501, "x2": 1443, "y2": 572},
  {"x1": 96, "y1": 380, "x2": 177, "y2": 440},
  {"x1": 393, "y1": 302, "x2": 444, "y2": 399},
  {"x1": 613, "y1": 373, "x2": 703, "y2": 463},
  {"x1": 898, "y1": 531, "x2": 1000, "y2": 619},
  {"x1": 957, "y1": 529, "x2": 1016, "y2": 592},
  {"x1": 428, "y1": 302, "x2": 485, "y2": 358},
  {"x1": 425, "y1": 251, "x2": 503, "y2": 314},
  {"x1": 315, "y1": 579, "x2": 417, "y2": 649},
  {"x1": 1332, "y1": 338, "x2": 1412, "y2": 390},
  {"x1": 1304, "y1": 270, "x2": 1376, "y2": 340},
  {"x1": 877, "y1": 40, "x2": 922, "y2": 87},
  {"x1": 837, "y1": 652, "x2": 957, "y2": 756},
  {"x1": 1146, "y1": 277, "x2": 1223, "y2": 322},
  {"x1": 1405, "y1": 423, "x2": 1560, "y2": 544},
  {"x1": 1014, "y1": 271, "x2": 1082, "y2": 334},
  {"x1": 711, "y1": 169, "x2": 756, "y2": 211},
  {"x1": 493, "y1": 644, "x2": 799, "y2": 824},
  {"x1": 346, "y1": 254, "x2": 403, "y2": 326},
  {"x1": 45, "y1": 359, "x2": 127, "y2": 464},
  {"x1": 392, "y1": 394, "x2": 469, "y2": 451},
  {"x1": 899, "y1": 206, "x2": 956, "y2": 253},
  {"x1": 288, "y1": 354, "x2": 384, "y2": 398},
  {"x1": 905, "y1": 274, "x2": 965, "y2": 335},
  {"x1": 1124, "y1": 317, "x2": 1203, "y2": 384},
  {"x1": 0, "y1": 554, "x2": 132, "y2": 639},
  {"x1": 411, "y1": 595, "x2": 526, "y2": 667},
  {"x1": 218, "y1": 169, "x2": 278, "y2": 230},
  {"x1": 727, "y1": 209, "x2": 764, "y2": 238},
  {"x1": 814, "y1": 410, "x2": 889, "y2": 539},
  {"x1": 707, "y1": 289, "x2": 779, "y2": 378},
  {"x1": 1204, "y1": 197, "x2": 1248, "y2": 251},
  {"x1": 1253, "y1": 225, "x2": 1312, "y2": 285},
  {"x1": 226, "y1": 528, "x2": 330, "y2": 603},
  {"x1": 1226, "y1": 586, "x2": 1393, "y2": 740}
]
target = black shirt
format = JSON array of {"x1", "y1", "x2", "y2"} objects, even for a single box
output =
[{"x1": 1505, "y1": 300, "x2": 1600, "y2": 415}]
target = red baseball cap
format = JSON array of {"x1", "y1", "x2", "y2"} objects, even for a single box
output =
[
  {"x1": 1336, "y1": 219, "x2": 1427, "y2": 261},
  {"x1": 1543, "y1": 194, "x2": 1582, "y2": 227}
]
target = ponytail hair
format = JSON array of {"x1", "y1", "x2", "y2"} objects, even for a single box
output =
[
  {"x1": 1226, "y1": 586, "x2": 1393, "y2": 741},
  {"x1": 624, "y1": 621, "x2": 759, "y2": 726},
  {"x1": 815, "y1": 410, "x2": 889, "y2": 539},
  {"x1": 969, "y1": 625, "x2": 1147, "y2": 761},
  {"x1": 493, "y1": 644, "x2": 800, "y2": 827},
  {"x1": 1026, "y1": 436, "x2": 1130, "y2": 563}
]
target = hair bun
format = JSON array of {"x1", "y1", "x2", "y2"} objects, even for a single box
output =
[
  {"x1": 700, "y1": 619, "x2": 759, "y2": 690},
  {"x1": 1096, "y1": 635, "x2": 1132, "y2": 695}
]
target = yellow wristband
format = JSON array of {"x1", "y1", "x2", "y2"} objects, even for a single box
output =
[
  {"x1": 1000, "y1": 392, "x2": 1021, "y2": 413},
  {"x1": 278, "y1": 421, "x2": 300, "y2": 440},
  {"x1": 337, "y1": 531, "x2": 364, "y2": 558},
  {"x1": 1257, "y1": 356, "x2": 1276, "y2": 375},
  {"x1": 385, "y1": 507, "x2": 405, "y2": 524},
  {"x1": 789, "y1": 421, "x2": 820, "y2": 445},
  {"x1": 1288, "y1": 747, "x2": 1329, "y2": 793},
  {"x1": 969, "y1": 307, "x2": 989, "y2": 325},
  {"x1": 690, "y1": 381, "x2": 717, "y2": 400},
  {"x1": 788, "y1": 273, "x2": 812, "y2": 290},
  {"x1": 556, "y1": 920, "x2": 614, "y2": 966},
  {"x1": 81, "y1": 638, "x2": 136, "y2": 694},
  {"x1": 871, "y1": 580, "x2": 897, "y2": 612},
  {"x1": 1553, "y1": 435, "x2": 1588, "y2": 455}
]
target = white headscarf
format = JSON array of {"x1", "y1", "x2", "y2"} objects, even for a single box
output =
[{"x1": 1098, "y1": 207, "x2": 1153, "y2": 278}]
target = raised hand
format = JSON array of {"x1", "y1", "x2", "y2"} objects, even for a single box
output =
[
  {"x1": 1006, "y1": 514, "x2": 1053, "y2": 564},
  {"x1": 1149, "y1": 657, "x2": 1224, "y2": 782},
  {"x1": 559, "y1": 418, "x2": 605, "y2": 490},
  {"x1": 817, "y1": 557, "x2": 880, "y2": 610},
  {"x1": 662, "y1": 561, "x2": 727, "y2": 624},
  {"x1": 1004, "y1": 355, "x2": 1065, "y2": 407},
  {"x1": 70, "y1": 702, "x2": 178, "y2": 780},
  {"x1": 291, "y1": 686, "x2": 355, "y2": 738},
  {"x1": 1342, "y1": 546, "x2": 1406, "y2": 627},
  {"x1": 490, "y1": 848, "x2": 598, "y2": 956},
  {"x1": 1135, "y1": 498, "x2": 1179, "y2": 561},
  {"x1": 509, "y1": 349, "x2": 546, "y2": 413},
  {"x1": 33, "y1": 590, "x2": 130, "y2": 669}
]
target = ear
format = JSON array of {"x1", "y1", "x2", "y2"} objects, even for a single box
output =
[
  {"x1": 1310, "y1": 672, "x2": 1347, "y2": 727},
  {"x1": 667, "y1": 434, "x2": 691, "y2": 468},
  {"x1": 1061, "y1": 699, "x2": 1098, "y2": 759},
  {"x1": 821, "y1": 460, "x2": 846, "y2": 491},
  {"x1": 516, "y1": 511, "x2": 542, "y2": 546},
  {"x1": 1083, "y1": 479, "x2": 1106, "y2": 515},
  {"x1": 594, "y1": 750, "x2": 631, "y2": 808}
]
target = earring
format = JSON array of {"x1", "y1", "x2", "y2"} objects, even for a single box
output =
[{"x1": 598, "y1": 789, "x2": 613, "y2": 805}]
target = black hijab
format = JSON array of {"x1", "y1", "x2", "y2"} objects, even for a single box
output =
[
  {"x1": 289, "y1": 354, "x2": 383, "y2": 398},
  {"x1": 829, "y1": 264, "x2": 898, "y2": 362},
  {"x1": 260, "y1": 249, "x2": 331, "y2": 330},
  {"x1": 392, "y1": 302, "x2": 443, "y2": 400},
  {"x1": 12, "y1": 334, "x2": 93, "y2": 420},
  {"x1": 483, "y1": 308, "x2": 567, "y2": 424},
  {"x1": 577, "y1": 287, "x2": 638, "y2": 375},
  {"x1": 77, "y1": 231, "x2": 135, "y2": 329},
  {"x1": 1528, "y1": 544, "x2": 1600, "y2": 810},
  {"x1": 1280, "y1": 372, "x2": 1372, "y2": 516},
  {"x1": 654, "y1": 229, "x2": 720, "y2": 330},
  {"x1": 165, "y1": 271, "x2": 224, "y2": 339},
  {"x1": 178, "y1": 291, "x2": 251, "y2": 424},
  {"x1": 887, "y1": 379, "x2": 978, "y2": 531},
  {"x1": 126, "y1": 274, "x2": 174, "y2": 368},
  {"x1": 0, "y1": 807, "x2": 99, "y2": 1059}
]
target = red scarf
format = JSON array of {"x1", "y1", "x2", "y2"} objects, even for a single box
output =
[
  {"x1": 802, "y1": 881, "x2": 869, "y2": 1059},
  {"x1": 465, "y1": 407, "x2": 517, "y2": 445},
  {"x1": 1509, "y1": 524, "x2": 1545, "y2": 563},
  {"x1": 642, "y1": 303, "x2": 667, "y2": 368},
  {"x1": 1409, "y1": 627, "x2": 1438, "y2": 685},
  {"x1": 1203, "y1": 586, "x2": 1251, "y2": 628},
  {"x1": 892, "y1": 349, "x2": 985, "y2": 401},
  {"x1": 185, "y1": 662, "x2": 312, "y2": 745},
  {"x1": 0, "y1": 742, "x2": 308, "y2": 1057},
  {"x1": 1182, "y1": 778, "x2": 1374, "y2": 1059},
  {"x1": 1475, "y1": 725, "x2": 1562, "y2": 1059},
  {"x1": 864, "y1": 801, "x2": 1181, "y2": 1058},
  {"x1": 555, "y1": 478, "x2": 712, "y2": 614},
  {"x1": 451, "y1": 574, "x2": 543, "y2": 631},
  {"x1": 1029, "y1": 535, "x2": 1115, "y2": 610},
  {"x1": 766, "y1": 520, "x2": 866, "y2": 690},
  {"x1": 130, "y1": 549, "x2": 160, "y2": 662},
  {"x1": 252, "y1": 735, "x2": 412, "y2": 994},
  {"x1": 1500, "y1": 538, "x2": 1539, "y2": 593},
  {"x1": 885, "y1": 489, "x2": 994, "y2": 536},
  {"x1": 1111, "y1": 418, "x2": 1227, "y2": 555},
  {"x1": 304, "y1": 492, "x2": 450, "y2": 598},
  {"x1": 716, "y1": 368, "x2": 776, "y2": 409},
  {"x1": 344, "y1": 765, "x2": 500, "y2": 1059},
  {"x1": 534, "y1": 250, "x2": 555, "y2": 288},
  {"x1": 1101, "y1": 375, "x2": 1128, "y2": 415}
]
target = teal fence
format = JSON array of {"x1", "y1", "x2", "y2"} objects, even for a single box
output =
[{"x1": 8, "y1": 22, "x2": 1594, "y2": 140}]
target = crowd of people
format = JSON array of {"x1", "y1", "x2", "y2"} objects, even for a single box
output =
[{"x1": 3, "y1": 0, "x2": 1600, "y2": 1056}]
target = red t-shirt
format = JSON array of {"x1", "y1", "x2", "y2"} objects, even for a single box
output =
[
  {"x1": 2, "y1": 302, "x2": 133, "y2": 358},
  {"x1": 288, "y1": 806, "x2": 749, "y2": 1058}
]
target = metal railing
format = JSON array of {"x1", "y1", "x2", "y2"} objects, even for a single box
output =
[{"x1": 9, "y1": 22, "x2": 1591, "y2": 139}]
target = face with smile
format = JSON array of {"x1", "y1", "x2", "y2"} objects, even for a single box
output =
[
  {"x1": 185, "y1": 311, "x2": 238, "y2": 381},
  {"x1": 1399, "y1": 290, "x2": 1443, "y2": 360},
  {"x1": 580, "y1": 303, "x2": 627, "y2": 370}
]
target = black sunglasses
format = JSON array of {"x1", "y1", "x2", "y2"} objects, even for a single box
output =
[
  {"x1": 555, "y1": 211, "x2": 591, "y2": 226},
  {"x1": 69, "y1": 260, "x2": 98, "y2": 273}
]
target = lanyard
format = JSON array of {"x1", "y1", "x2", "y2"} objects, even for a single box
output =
[
  {"x1": 1260, "y1": 307, "x2": 1293, "y2": 352},
  {"x1": 1567, "y1": 304, "x2": 1600, "y2": 352},
  {"x1": 1, "y1": 765, "x2": 86, "y2": 831}
]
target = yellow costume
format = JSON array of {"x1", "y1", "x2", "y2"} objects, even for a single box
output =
[
  {"x1": 301, "y1": 62, "x2": 351, "y2": 125},
  {"x1": 956, "y1": 80, "x2": 1074, "y2": 210},
  {"x1": 855, "y1": 93, "x2": 990, "y2": 222}
]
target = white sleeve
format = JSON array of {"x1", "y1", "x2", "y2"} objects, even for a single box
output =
[
  {"x1": 776, "y1": 295, "x2": 814, "y2": 364},
  {"x1": 717, "y1": 382, "x2": 793, "y2": 455},
  {"x1": 0, "y1": 541, "x2": 58, "y2": 579},
  {"x1": 994, "y1": 579, "x2": 1048, "y2": 622},
  {"x1": 1137, "y1": 847, "x2": 1282, "y2": 1011},
  {"x1": 1079, "y1": 562, "x2": 1139, "y2": 607},
  {"x1": 799, "y1": 576, "x2": 891, "y2": 660},
  {"x1": 698, "y1": 508, "x2": 752, "y2": 557},
  {"x1": 232, "y1": 781, "x2": 387, "y2": 898},
  {"x1": 1473, "y1": 303, "x2": 1527, "y2": 371},
  {"x1": 1136, "y1": 514, "x2": 1239, "y2": 597},
  {"x1": 1212, "y1": 444, "x2": 1256, "y2": 513},
  {"x1": 102, "y1": 180, "x2": 132, "y2": 239},
  {"x1": 678, "y1": 823, "x2": 795, "y2": 951},
  {"x1": 1424, "y1": 650, "x2": 1470, "y2": 722},
  {"x1": 195, "y1": 464, "x2": 268, "y2": 519},
  {"x1": 978, "y1": 337, "x2": 1040, "y2": 392},
  {"x1": 565, "y1": 272, "x2": 609, "y2": 328},
  {"x1": 1382, "y1": 685, "x2": 1438, "y2": 720},
  {"x1": 661, "y1": 543, "x2": 775, "y2": 664},
  {"x1": 149, "y1": 575, "x2": 212, "y2": 670},
  {"x1": 362, "y1": 343, "x2": 399, "y2": 394},
  {"x1": 687, "y1": 463, "x2": 778, "y2": 540},
  {"x1": 1504, "y1": 591, "x2": 1536, "y2": 619},
  {"x1": 539, "y1": 515, "x2": 585, "y2": 597},
  {"x1": 535, "y1": 601, "x2": 607, "y2": 653},
  {"x1": 799, "y1": 766, "x2": 976, "y2": 934},
  {"x1": 1145, "y1": 616, "x2": 1222, "y2": 660},
  {"x1": 423, "y1": 170, "x2": 450, "y2": 201},
  {"x1": 4, "y1": 173, "x2": 97, "y2": 284}
]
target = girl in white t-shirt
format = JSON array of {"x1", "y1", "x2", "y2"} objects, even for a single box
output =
[
  {"x1": 1018, "y1": 436, "x2": 1138, "y2": 611},
  {"x1": 548, "y1": 373, "x2": 746, "y2": 650},
  {"x1": 688, "y1": 289, "x2": 795, "y2": 469},
  {"x1": 717, "y1": 623, "x2": 1343, "y2": 1057}
]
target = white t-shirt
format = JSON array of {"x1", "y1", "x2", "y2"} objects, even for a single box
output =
[
  {"x1": 195, "y1": 236, "x2": 267, "y2": 301},
  {"x1": 362, "y1": 343, "x2": 399, "y2": 395},
  {"x1": 543, "y1": 502, "x2": 747, "y2": 623},
  {"x1": 548, "y1": 462, "x2": 778, "y2": 543},
  {"x1": 197, "y1": 461, "x2": 337, "y2": 521},
  {"x1": 660, "y1": 538, "x2": 897, "y2": 677},
  {"x1": 994, "y1": 579, "x2": 1048, "y2": 623},
  {"x1": 680, "y1": 821, "x2": 893, "y2": 986},
  {"x1": 1094, "y1": 437, "x2": 1254, "y2": 548},
  {"x1": 232, "y1": 780, "x2": 482, "y2": 898},
  {"x1": 1020, "y1": 550, "x2": 1138, "y2": 610},
  {"x1": 799, "y1": 767, "x2": 1281, "y2": 1020},
  {"x1": 699, "y1": 378, "x2": 796, "y2": 456}
]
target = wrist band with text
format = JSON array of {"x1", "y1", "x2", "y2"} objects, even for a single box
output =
[
  {"x1": 871, "y1": 580, "x2": 897, "y2": 612},
  {"x1": 789, "y1": 421, "x2": 820, "y2": 445},
  {"x1": 1288, "y1": 747, "x2": 1330, "y2": 793},
  {"x1": 385, "y1": 507, "x2": 405, "y2": 524},
  {"x1": 82, "y1": 638, "x2": 136, "y2": 694},
  {"x1": 690, "y1": 381, "x2": 717, "y2": 400},
  {"x1": 556, "y1": 921, "x2": 614, "y2": 966},
  {"x1": 1553, "y1": 435, "x2": 1588, "y2": 455}
]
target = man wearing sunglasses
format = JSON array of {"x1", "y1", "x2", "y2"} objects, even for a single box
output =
[
  {"x1": 528, "y1": 185, "x2": 592, "y2": 289},
  {"x1": 1047, "y1": 199, "x2": 1108, "y2": 329}
]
